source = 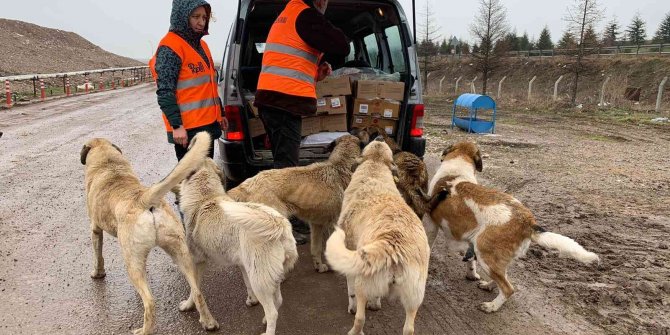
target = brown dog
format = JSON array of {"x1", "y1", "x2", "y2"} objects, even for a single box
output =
[
  {"x1": 351, "y1": 126, "x2": 430, "y2": 218},
  {"x1": 427, "y1": 141, "x2": 599, "y2": 313},
  {"x1": 81, "y1": 132, "x2": 218, "y2": 334},
  {"x1": 227, "y1": 134, "x2": 362, "y2": 272}
]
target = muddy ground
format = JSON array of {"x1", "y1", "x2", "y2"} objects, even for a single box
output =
[{"x1": 0, "y1": 85, "x2": 668, "y2": 334}]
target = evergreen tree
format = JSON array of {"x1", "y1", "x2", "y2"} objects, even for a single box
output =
[
  {"x1": 557, "y1": 31, "x2": 578, "y2": 49},
  {"x1": 626, "y1": 13, "x2": 647, "y2": 47},
  {"x1": 582, "y1": 24, "x2": 600, "y2": 48},
  {"x1": 653, "y1": 12, "x2": 670, "y2": 43},
  {"x1": 537, "y1": 26, "x2": 554, "y2": 50},
  {"x1": 461, "y1": 42, "x2": 471, "y2": 54},
  {"x1": 602, "y1": 18, "x2": 620, "y2": 46},
  {"x1": 440, "y1": 38, "x2": 449, "y2": 54},
  {"x1": 519, "y1": 32, "x2": 531, "y2": 51}
]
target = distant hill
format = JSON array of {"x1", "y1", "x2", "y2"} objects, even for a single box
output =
[{"x1": 0, "y1": 18, "x2": 143, "y2": 76}]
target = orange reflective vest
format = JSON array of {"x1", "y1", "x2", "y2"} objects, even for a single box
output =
[
  {"x1": 256, "y1": 0, "x2": 322, "y2": 99},
  {"x1": 149, "y1": 32, "x2": 222, "y2": 132}
]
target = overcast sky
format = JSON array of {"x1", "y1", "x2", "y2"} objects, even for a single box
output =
[{"x1": 2, "y1": 0, "x2": 667, "y2": 61}]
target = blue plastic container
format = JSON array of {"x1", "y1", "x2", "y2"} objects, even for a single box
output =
[{"x1": 451, "y1": 94, "x2": 497, "y2": 134}]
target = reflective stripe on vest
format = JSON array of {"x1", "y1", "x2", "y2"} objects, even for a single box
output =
[
  {"x1": 256, "y1": 0, "x2": 322, "y2": 99},
  {"x1": 149, "y1": 32, "x2": 221, "y2": 132}
]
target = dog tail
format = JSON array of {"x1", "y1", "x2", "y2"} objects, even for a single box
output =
[
  {"x1": 226, "y1": 202, "x2": 290, "y2": 242},
  {"x1": 326, "y1": 228, "x2": 392, "y2": 277},
  {"x1": 140, "y1": 132, "x2": 211, "y2": 209},
  {"x1": 531, "y1": 226, "x2": 599, "y2": 265}
]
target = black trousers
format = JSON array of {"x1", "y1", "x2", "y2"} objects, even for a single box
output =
[
  {"x1": 259, "y1": 106, "x2": 302, "y2": 169},
  {"x1": 174, "y1": 138, "x2": 215, "y2": 161}
]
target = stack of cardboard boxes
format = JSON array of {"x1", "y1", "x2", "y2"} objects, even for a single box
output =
[
  {"x1": 350, "y1": 80, "x2": 405, "y2": 136},
  {"x1": 245, "y1": 75, "x2": 405, "y2": 139}
]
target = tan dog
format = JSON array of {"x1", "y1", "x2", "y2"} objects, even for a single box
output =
[
  {"x1": 326, "y1": 138, "x2": 430, "y2": 335},
  {"x1": 178, "y1": 158, "x2": 298, "y2": 335},
  {"x1": 227, "y1": 134, "x2": 362, "y2": 272},
  {"x1": 80, "y1": 132, "x2": 218, "y2": 334},
  {"x1": 352, "y1": 126, "x2": 430, "y2": 218},
  {"x1": 427, "y1": 141, "x2": 599, "y2": 313}
]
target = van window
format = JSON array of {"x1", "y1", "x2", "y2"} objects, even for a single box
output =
[
  {"x1": 363, "y1": 33, "x2": 379, "y2": 68},
  {"x1": 385, "y1": 26, "x2": 406, "y2": 73}
]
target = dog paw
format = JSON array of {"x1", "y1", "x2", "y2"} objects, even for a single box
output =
[
  {"x1": 246, "y1": 295, "x2": 259, "y2": 307},
  {"x1": 466, "y1": 272, "x2": 481, "y2": 281},
  {"x1": 347, "y1": 330, "x2": 364, "y2": 335},
  {"x1": 90, "y1": 269, "x2": 106, "y2": 279},
  {"x1": 132, "y1": 327, "x2": 150, "y2": 335},
  {"x1": 199, "y1": 317, "x2": 220, "y2": 331},
  {"x1": 179, "y1": 299, "x2": 195, "y2": 312},
  {"x1": 479, "y1": 301, "x2": 499, "y2": 313},
  {"x1": 314, "y1": 263, "x2": 329, "y2": 273},
  {"x1": 477, "y1": 280, "x2": 495, "y2": 292}
]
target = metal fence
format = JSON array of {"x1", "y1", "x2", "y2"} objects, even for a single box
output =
[
  {"x1": 1, "y1": 66, "x2": 151, "y2": 108},
  {"x1": 507, "y1": 43, "x2": 670, "y2": 58}
]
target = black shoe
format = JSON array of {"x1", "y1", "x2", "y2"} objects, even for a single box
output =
[
  {"x1": 290, "y1": 217, "x2": 311, "y2": 235},
  {"x1": 292, "y1": 231, "x2": 308, "y2": 245}
]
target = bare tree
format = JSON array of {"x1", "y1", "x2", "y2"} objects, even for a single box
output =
[
  {"x1": 564, "y1": 0, "x2": 603, "y2": 106},
  {"x1": 470, "y1": 0, "x2": 509, "y2": 95},
  {"x1": 417, "y1": 3, "x2": 441, "y2": 91}
]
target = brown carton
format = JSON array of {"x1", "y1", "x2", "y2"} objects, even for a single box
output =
[
  {"x1": 316, "y1": 96, "x2": 348, "y2": 115},
  {"x1": 248, "y1": 117, "x2": 266, "y2": 138},
  {"x1": 355, "y1": 80, "x2": 405, "y2": 100},
  {"x1": 301, "y1": 116, "x2": 321, "y2": 136},
  {"x1": 316, "y1": 76, "x2": 352, "y2": 97},
  {"x1": 319, "y1": 114, "x2": 348, "y2": 132},
  {"x1": 350, "y1": 115, "x2": 397, "y2": 136},
  {"x1": 353, "y1": 98, "x2": 400, "y2": 119}
]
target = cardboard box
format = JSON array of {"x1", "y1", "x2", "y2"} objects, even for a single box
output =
[
  {"x1": 355, "y1": 80, "x2": 405, "y2": 100},
  {"x1": 353, "y1": 98, "x2": 400, "y2": 119},
  {"x1": 319, "y1": 114, "x2": 348, "y2": 132},
  {"x1": 301, "y1": 116, "x2": 321, "y2": 136},
  {"x1": 316, "y1": 96, "x2": 348, "y2": 115},
  {"x1": 350, "y1": 115, "x2": 398, "y2": 136},
  {"x1": 316, "y1": 76, "x2": 352, "y2": 97},
  {"x1": 247, "y1": 117, "x2": 266, "y2": 138}
]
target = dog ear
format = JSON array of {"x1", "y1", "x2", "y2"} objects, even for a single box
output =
[
  {"x1": 390, "y1": 162, "x2": 400, "y2": 183},
  {"x1": 441, "y1": 145, "x2": 454, "y2": 162},
  {"x1": 351, "y1": 157, "x2": 364, "y2": 172},
  {"x1": 80, "y1": 145, "x2": 91, "y2": 165},
  {"x1": 111, "y1": 144, "x2": 122, "y2": 154},
  {"x1": 474, "y1": 149, "x2": 483, "y2": 172}
]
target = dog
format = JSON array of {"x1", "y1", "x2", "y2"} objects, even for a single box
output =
[
  {"x1": 351, "y1": 126, "x2": 430, "y2": 218},
  {"x1": 427, "y1": 141, "x2": 600, "y2": 313},
  {"x1": 177, "y1": 158, "x2": 298, "y2": 335},
  {"x1": 80, "y1": 132, "x2": 218, "y2": 334},
  {"x1": 227, "y1": 134, "x2": 362, "y2": 273},
  {"x1": 326, "y1": 138, "x2": 430, "y2": 335}
]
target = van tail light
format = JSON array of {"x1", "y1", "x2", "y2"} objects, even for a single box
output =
[
  {"x1": 224, "y1": 105, "x2": 244, "y2": 141},
  {"x1": 410, "y1": 104, "x2": 424, "y2": 137}
]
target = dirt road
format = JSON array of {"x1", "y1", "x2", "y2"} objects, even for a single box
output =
[{"x1": 0, "y1": 86, "x2": 666, "y2": 334}]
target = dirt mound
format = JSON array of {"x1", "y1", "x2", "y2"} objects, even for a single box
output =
[{"x1": 0, "y1": 18, "x2": 142, "y2": 76}]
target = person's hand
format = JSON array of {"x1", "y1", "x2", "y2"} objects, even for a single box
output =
[
  {"x1": 317, "y1": 62, "x2": 332, "y2": 82},
  {"x1": 173, "y1": 126, "x2": 188, "y2": 147},
  {"x1": 219, "y1": 117, "x2": 229, "y2": 131}
]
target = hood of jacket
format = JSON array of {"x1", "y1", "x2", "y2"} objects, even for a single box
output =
[{"x1": 169, "y1": 0, "x2": 211, "y2": 43}]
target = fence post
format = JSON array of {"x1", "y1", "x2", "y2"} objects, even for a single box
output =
[
  {"x1": 657, "y1": 76, "x2": 669, "y2": 114},
  {"x1": 99, "y1": 74, "x2": 104, "y2": 91},
  {"x1": 599, "y1": 76, "x2": 611, "y2": 107},
  {"x1": 40, "y1": 78, "x2": 45, "y2": 102},
  {"x1": 85, "y1": 76, "x2": 90, "y2": 94},
  {"x1": 471, "y1": 76, "x2": 478, "y2": 94},
  {"x1": 5, "y1": 80, "x2": 11, "y2": 108},
  {"x1": 455, "y1": 76, "x2": 463, "y2": 94},
  {"x1": 32, "y1": 77, "x2": 37, "y2": 97},
  {"x1": 439, "y1": 75, "x2": 446, "y2": 94},
  {"x1": 553, "y1": 75, "x2": 564, "y2": 102},
  {"x1": 111, "y1": 72, "x2": 116, "y2": 90},
  {"x1": 66, "y1": 76, "x2": 71, "y2": 96},
  {"x1": 528, "y1": 76, "x2": 537, "y2": 101},
  {"x1": 497, "y1": 76, "x2": 506, "y2": 99}
]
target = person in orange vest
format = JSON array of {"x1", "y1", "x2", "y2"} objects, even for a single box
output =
[
  {"x1": 255, "y1": 0, "x2": 350, "y2": 244},
  {"x1": 150, "y1": 0, "x2": 227, "y2": 160},
  {"x1": 255, "y1": 0, "x2": 350, "y2": 169}
]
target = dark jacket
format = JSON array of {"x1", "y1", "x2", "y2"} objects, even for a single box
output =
[
  {"x1": 154, "y1": 0, "x2": 222, "y2": 143},
  {"x1": 254, "y1": 0, "x2": 350, "y2": 116}
]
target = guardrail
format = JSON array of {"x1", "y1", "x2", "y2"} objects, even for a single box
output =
[
  {"x1": 1, "y1": 66, "x2": 151, "y2": 108},
  {"x1": 507, "y1": 43, "x2": 670, "y2": 57}
]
